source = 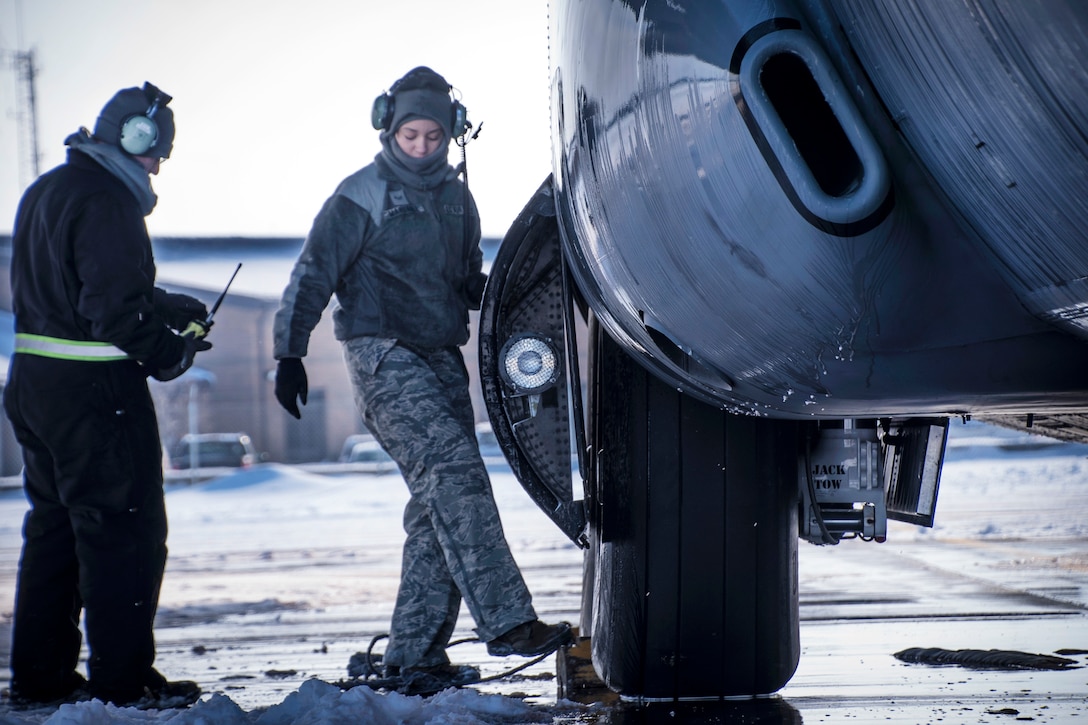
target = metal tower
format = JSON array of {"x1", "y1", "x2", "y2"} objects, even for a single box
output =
[{"x1": 12, "y1": 46, "x2": 41, "y2": 189}]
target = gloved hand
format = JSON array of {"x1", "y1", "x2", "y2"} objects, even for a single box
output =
[
  {"x1": 151, "y1": 333, "x2": 213, "y2": 382},
  {"x1": 464, "y1": 271, "x2": 488, "y2": 311},
  {"x1": 153, "y1": 288, "x2": 209, "y2": 332},
  {"x1": 275, "y1": 357, "x2": 308, "y2": 419}
]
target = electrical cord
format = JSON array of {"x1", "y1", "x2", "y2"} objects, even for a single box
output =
[{"x1": 333, "y1": 631, "x2": 562, "y2": 695}]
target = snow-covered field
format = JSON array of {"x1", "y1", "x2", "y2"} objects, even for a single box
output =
[{"x1": 0, "y1": 420, "x2": 1086, "y2": 723}]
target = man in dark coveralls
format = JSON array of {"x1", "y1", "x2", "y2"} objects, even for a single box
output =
[{"x1": 2, "y1": 82, "x2": 210, "y2": 709}]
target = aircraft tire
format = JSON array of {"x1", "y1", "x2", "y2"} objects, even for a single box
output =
[{"x1": 585, "y1": 318, "x2": 802, "y2": 698}]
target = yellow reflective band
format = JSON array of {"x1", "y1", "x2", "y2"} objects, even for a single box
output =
[{"x1": 15, "y1": 333, "x2": 131, "y2": 361}]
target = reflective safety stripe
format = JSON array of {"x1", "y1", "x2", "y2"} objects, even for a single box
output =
[{"x1": 14, "y1": 333, "x2": 131, "y2": 361}]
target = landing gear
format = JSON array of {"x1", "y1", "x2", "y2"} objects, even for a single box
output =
[
  {"x1": 584, "y1": 319, "x2": 802, "y2": 699},
  {"x1": 479, "y1": 183, "x2": 805, "y2": 699}
]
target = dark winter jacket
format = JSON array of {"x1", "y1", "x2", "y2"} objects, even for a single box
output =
[
  {"x1": 9, "y1": 149, "x2": 184, "y2": 370},
  {"x1": 273, "y1": 160, "x2": 485, "y2": 358}
]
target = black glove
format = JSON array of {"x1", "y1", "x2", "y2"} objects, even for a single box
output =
[
  {"x1": 465, "y1": 271, "x2": 488, "y2": 311},
  {"x1": 275, "y1": 357, "x2": 308, "y2": 419},
  {"x1": 153, "y1": 288, "x2": 209, "y2": 331},
  {"x1": 152, "y1": 333, "x2": 213, "y2": 382}
]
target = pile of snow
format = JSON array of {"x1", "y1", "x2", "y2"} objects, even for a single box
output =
[{"x1": 4, "y1": 679, "x2": 589, "y2": 724}]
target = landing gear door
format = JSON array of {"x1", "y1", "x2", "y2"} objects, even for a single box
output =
[{"x1": 478, "y1": 177, "x2": 587, "y2": 546}]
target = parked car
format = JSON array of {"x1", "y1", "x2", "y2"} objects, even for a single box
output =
[
  {"x1": 345, "y1": 440, "x2": 398, "y2": 474},
  {"x1": 338, "y1": 433, "x2": 377, "y2": 462},
  {"x1": 172, "y1": 433, "x2": 259, "y2": 469}
]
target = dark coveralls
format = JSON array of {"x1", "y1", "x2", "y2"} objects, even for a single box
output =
[
  {"x1": 274, "y1": 159, "x2": 538, "y2": 669},
  {"x1": 3, "y1": 149, "x2": 187, "y2": 702}
]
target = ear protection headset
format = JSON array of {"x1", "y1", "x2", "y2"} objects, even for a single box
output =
[
  {"x1": 119, "y1": 82, "x2": 172, "y2": 156},
  {"x1": 370, "y1": 68, "x2": 470, "y2": 137}
]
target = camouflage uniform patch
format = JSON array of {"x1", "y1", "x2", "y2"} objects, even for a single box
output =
[{"x1": 343, "y1": 336, "x2": 537, "y2": 668}]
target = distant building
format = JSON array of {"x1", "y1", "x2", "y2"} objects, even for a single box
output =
[{"x1": 0, "y1": 235, "x2": 499, "y2": 475}]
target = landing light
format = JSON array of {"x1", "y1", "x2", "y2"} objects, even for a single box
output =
[{"x1": 500, "y1": 333, "x2": 560, "y2": 394}]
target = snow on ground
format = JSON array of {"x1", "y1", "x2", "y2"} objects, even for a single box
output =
[
  {"x1": 0, "y1": 681, "x2": 586, "y2": 725},
  {"x1": 0, "y1": 420, "x2": 1086, "y2": 723},
  {"x1": 0, "y1": 462, "x2": 589, "y2": 724},
  {"x1": 897, "y1": 420, "x2": 1088, "y2": 541}
]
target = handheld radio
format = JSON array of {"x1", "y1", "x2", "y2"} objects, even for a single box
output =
[{"x1": 183, "y1": 263, "x2": 242, "y2": 339}]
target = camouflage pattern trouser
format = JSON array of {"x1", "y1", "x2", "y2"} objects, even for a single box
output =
[{"x1": 342, "y1": 336, "x2": 537, "y2": 668}]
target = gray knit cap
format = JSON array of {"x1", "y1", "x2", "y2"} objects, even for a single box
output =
[
  {"x1": 391, "y1": 88, "x2": 454, "y2": 134},
  {"x1": 93, "y1": 83, "x2": 175, "y2": 159},
  {"x1": 389, "y1": 67, "x2": 454, "y2": 134}
]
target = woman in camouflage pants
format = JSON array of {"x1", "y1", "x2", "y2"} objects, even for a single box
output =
[{"x1": 272, "y1": 66, "x2": 571, "y2": 687}]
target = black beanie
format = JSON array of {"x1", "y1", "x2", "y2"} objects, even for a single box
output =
[{"x1": 93, "y1": 83, "x2": 175, "y2": 159}]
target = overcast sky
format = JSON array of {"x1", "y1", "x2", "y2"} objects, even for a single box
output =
[{"x1": 0, "y1": 0, "x2": 551, "y2": 239}]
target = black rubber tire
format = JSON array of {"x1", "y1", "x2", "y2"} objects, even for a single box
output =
[{"x1": 585, "y1": 319, "x2": 802, "y2": 698}]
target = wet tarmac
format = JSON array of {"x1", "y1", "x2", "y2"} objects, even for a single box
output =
[
  {"x1": 1, "y1": 438, "x2": 1086, "y2": 723},
  {"x1": 561, "y1": 443, "x2": 1088, "y2": 723},
  {"x1": 748, "y1": 543, "x2": 1085, "y2": 724},
  {"x1": 544, "y1": 537, "x2": 1087, "y2": 724}
]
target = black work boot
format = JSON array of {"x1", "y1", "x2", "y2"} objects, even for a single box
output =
[
  {"x1": 395, "y1": 663, "x2": 481, "y2": 695},
  {"x1": 486, "y1": 620, "x2": 574, "y2": 657},
  {"x1": 2, "y1": 671, "x2": 89, "y2": 710},
  {"x1": 126, "y1": 679, "x2": 202, "y2": 710},
  {"x1": 93, "y1": 673, "x2": 201, "y2": 711}
]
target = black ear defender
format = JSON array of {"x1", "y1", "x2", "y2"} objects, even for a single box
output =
[
  {"x1": 370, "y1": 92, "x2": 394, "y2": 132},
  {"x1": 450, "y1": 99, "x2": 469, "y2": 138},
  {"x1": 370, "y1": 68, "x2": 470, "y2": 137},
  {"x1": 120, "y1": 82, "x2": 172, "y2": 156}
]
